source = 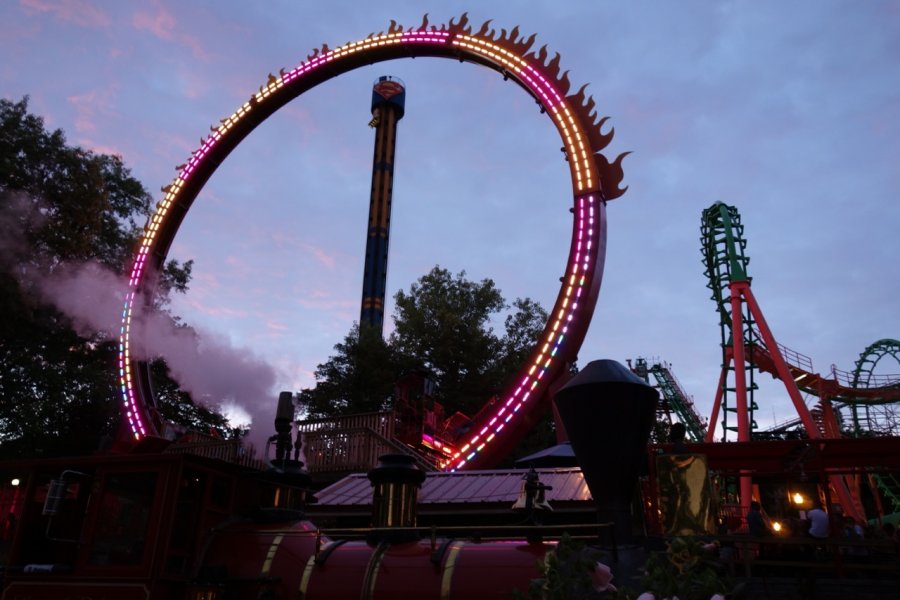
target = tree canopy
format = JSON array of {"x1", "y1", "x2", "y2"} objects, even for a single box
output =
[
  {"x1": 299, "y1": 266, "x2": 549, "y2": 421},
  {"x1": 0, "y1": 97, "x2": 224, "y2": 458},
  {"x1": 300, "y1": 323, "x2": 399, "y2": 419}
]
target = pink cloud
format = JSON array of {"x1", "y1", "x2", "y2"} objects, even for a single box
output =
[
  {"x1": 192, "y1": 271, "x2": 222, "y2": 290},
  {"x1": 131, "y1": 3, "x2": 175, "y2": 39},
  {"x1": 270, "y1": 230, "x2": 302, "y2": 249},
  {"x1": 77, "y1": 140, "x2": 123, "y2": 157},
  {"x1": 178, "y1": 68, "x2": 210, "y2": 99},
  {"x1": 280, "y1": 103, "x2": 320, "y2": 138},
  {"x1": 20, "y1": 0, "x2": 111, "y2": 28},
  {"x1": 224, "y1": 255, "x2": 248, "y2": 270},
  {"x1": 181, "y1": 297, "x2": 248, "y2": 319},
  {"x1": 310, "y1": 246, "x2": 337, "y2": 269},
  {"x1": 67, "y1": 85, "x2": 117, "y2": 134},
  {"x1": 266, "y1": 238, "x2": 339, "y2": 269},
  {"x1": 265, "y1": 320, "x2": 289, "y2": 336},
  {"x1": 307, "y1": 288, "x2": 330, "y2": 299},
  {"x1": 0, "y1": 18, "x2": 39, "y2": 45},
  {"x1": 296, "y1": 293, "x2": 355, "y2": 311},
  {"x1": 132, "y1": 2, "x2": 209, "y2": 60}
]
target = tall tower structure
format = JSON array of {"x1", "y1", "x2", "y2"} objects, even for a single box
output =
[{"x1": 360, "y1": 76, "x2": 405, "y2": 333}]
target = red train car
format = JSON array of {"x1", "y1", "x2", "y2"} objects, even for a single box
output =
[{"x1": 0, "y1": 450, "x2": 551, "y2": 600}]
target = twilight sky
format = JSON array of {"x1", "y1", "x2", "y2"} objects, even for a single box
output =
[{"x1": 2, "y1": 0, "x2": 898, "y2": 441}]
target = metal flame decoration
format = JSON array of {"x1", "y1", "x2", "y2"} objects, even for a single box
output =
[
  {"x1": 295, "y1": 12, "x2": 628, "y2": 198},
  {"x1": 399, "y1": 14, "x2": 626, "y2": 190},
  {"x1": 119, "y1": 14, "x2": 627, "y2": 469}
]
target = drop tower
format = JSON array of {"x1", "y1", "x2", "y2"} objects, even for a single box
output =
[{"x1": 360, "y1": 76, "x2": 405, "y2": 334}]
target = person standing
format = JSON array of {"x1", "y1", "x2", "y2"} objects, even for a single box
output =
[
  {"x1": 807, "y1": 504, "x2": 829, "y2": 539},
  {"x1": 668, "y1": 422, "x2": 688, "y2": 454},
  {"x1": 747, "y1": 501, "x2": 770, "y2": 538}
]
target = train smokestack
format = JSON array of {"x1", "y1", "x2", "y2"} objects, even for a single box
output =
[
  {"x1": 367, "y1": 454, "x2": 425, "y2": 539},
  {"x1": 260, "y1": 392, "x2": 312, "y2": 512},
  {"x1": 267, "y1": 391, "x2": 299, "y2": 468},
  {"x1": 554, "y1": 359, "x2": 658, "y2": 543},
  {"x1": 360, "y1": 76, "x2": 406, "y2": 334},
  {"x1": 273, "y1": 391, "x2": 295, "y2": 461}
]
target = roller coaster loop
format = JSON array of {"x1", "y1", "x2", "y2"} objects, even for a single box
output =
[
  {"x1": 116, "y1": 14, "x2": 628, "y2": 472},
  {"x1": 846, "y1": 339, "x2": 900, "y2": 434}
]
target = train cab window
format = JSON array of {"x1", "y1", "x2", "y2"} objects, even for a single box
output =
[
  {"x1": 17, "y1": 471, "x2": 93, "y2": 567},
  {"x1": 88, "y1": 472, "x2": 157, "y2": 566}
]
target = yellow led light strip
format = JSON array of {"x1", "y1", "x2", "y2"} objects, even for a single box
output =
[{"x1": 119, "y1": 22, "x2": 609, "y2": 452}]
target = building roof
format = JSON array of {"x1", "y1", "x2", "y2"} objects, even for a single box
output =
[
  {"x1": 514, "y1": 442, "x2": 578, "y2": 468},
  {"x1": 313, "y1": 467, "x2": 592, "y2": 507}
]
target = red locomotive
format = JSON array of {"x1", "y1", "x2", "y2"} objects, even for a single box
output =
[{"x1": 0, "y1": 444, "x2": 557, "y2": 599}]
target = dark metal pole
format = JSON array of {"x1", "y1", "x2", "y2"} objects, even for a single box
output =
[{"x1": 360, "y1": 76, "x2": 405, "y2": 334}]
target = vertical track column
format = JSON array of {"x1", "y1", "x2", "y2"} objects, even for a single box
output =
[
  {"x1": 360, "y1": 76, "x2": 406, "y2": 334},
  {"x1": 729, "y1": 284, "x2": 753, "y2": 508}
]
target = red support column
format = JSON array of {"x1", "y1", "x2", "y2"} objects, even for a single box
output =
[
  {"x1": 740, "y1": 284, "x2": 865, "y2": 522},
  {"x1": 739, "y1": 284, "x2": 820, "y2": 438},
  {"x1": 729, "y1": 285, "x2": 751, "y2": 443},
  {"x1": 728, "y1": 283, "x2": 753, "y2": 507}
]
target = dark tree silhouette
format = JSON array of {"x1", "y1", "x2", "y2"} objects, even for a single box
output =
[{"x1": 0, "y1": 98, "x2": 226, "y2": 458}]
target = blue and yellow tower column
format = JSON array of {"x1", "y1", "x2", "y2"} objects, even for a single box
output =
[{"x1": 360, "y1": 76, "x2": 405, "y2": 333}]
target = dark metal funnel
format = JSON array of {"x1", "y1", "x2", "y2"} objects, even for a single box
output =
[{"x1": 554, "y1": 359, "x2": 658, "y2": 542}]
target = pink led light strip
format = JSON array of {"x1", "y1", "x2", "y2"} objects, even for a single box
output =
[
  {"x1": 451, "y1": 35, "x2": 594, "y2": 192},
  {"x1": 450, "y1": 195, "x2": 597, "y2": 470},
  {"x1": 118, "y1": 30, "x2": 452, "y2": 440},
  {"x1": 119, "y1": 26, "x2": 601, "y2": 449},
  {"x1": 259, "y1": 31, "x2": 449, "y2": 101},
  {"x1": 119, "y1": 98, "x2": 255, "y2": 439},
  {"x1": 120, "y1": 83, "x2": 279, "y2": 437}
]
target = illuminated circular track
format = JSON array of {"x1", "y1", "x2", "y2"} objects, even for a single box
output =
[{"x1": 118, "y1": 14, "x2": 628, "y2": 470}]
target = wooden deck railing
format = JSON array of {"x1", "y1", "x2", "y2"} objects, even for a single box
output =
[
  {"x1": 164, "y1": 439, "x2": 267, "y2": 470},
  {"x1": 302, "y1": 426, "x2": 435, "y2": 474},
  {"x1": 297, "y1": 411, "x2": 395, "y2": 437}
]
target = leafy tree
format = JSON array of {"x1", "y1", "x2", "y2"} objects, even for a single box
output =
[
  {"x1": 391, "y1": 267, "x2": 508, "y2": 416},
  {"x1": 496, "y1": 297, "x2": 550, "y2": 385},
  {"x1": 0, "y1": 97, "x2": 219, "y2": 458},
  {"x1": 299, "y1": 266, "x2": 550, "y2": 427},
  {"x1": 0, "y1": 309, "x2": 120, "y2": 458},
  {"x1": 299, "y1": 323, "x2": 399, "y2": 419}
]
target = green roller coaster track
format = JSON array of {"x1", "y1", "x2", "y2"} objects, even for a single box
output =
[
  {"x1": 701, "y1": 202, "x2": 759, "y2": 437},
  {"x1": 633, "y1": 358, "x2": 707, "y2": 442},
  {"x1": 701, "y1": 201, "x2": 900, "y2": 514},
  {"x1": 850, "y1": 339, "x2": 900, "y2": 429},
  {"x1": 849, "y1": 339, "x2": 900, "y2": 514}
]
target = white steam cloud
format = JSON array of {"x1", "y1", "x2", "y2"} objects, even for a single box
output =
[
  {"x1": 2, "y1": 194, "x2": 283, "y2": 454},
  {"x1": 44, "y1": 261, "x2": 281, "y2": 453}
]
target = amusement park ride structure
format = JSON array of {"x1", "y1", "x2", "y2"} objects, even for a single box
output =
[
  {"x1": 2, "y1": 13, "x2": 900, "y2": 600},
  {"x1": 697, "y1": 202, "x2": 900, "y2": 518},
  {"x1": 0, "y1": 14, "x2": 630, "y2": 600},
  {"x1": 115, "y1": 12, "x2": 629, "y2": 473},
  {"x1": 360, "y1": 75, "x2": 406, "y2": 335},
  {"x1": 631, "y1": 357, "x2": 708, "y2": 442},
  {"x1": 700, "y1": 202, "x2": 900, "y2": 445},
  {"x1": 0, "y1": 16, "x2": 634, "y2": 599}
]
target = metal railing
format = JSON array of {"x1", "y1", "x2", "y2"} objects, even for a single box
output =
[{"x1": 302, "y1": 426, "x2": 434, "y2": 474}]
